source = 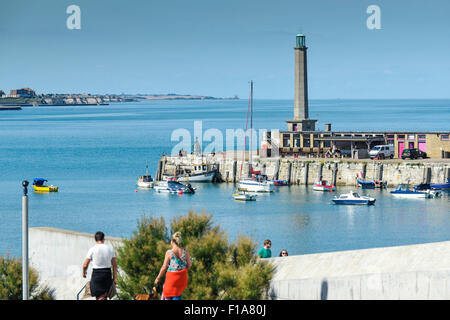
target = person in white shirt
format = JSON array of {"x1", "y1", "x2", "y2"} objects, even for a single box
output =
[{"x1": 82, "y1": 231, "x2": 118, "y2": 300}]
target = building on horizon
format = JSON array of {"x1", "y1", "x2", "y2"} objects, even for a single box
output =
[{"x1": 9, "y1": 87, "x2": 36, "y2": 98}]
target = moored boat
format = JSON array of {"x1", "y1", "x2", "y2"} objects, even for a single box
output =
[
  {"x1": 32, "y1": 178, "x2": 58, "y2": 192},
  {"x1": 154, "y1": 181, "x2": 196, "y2": 194},
  {"x1": 163, "y1": 163, "x2": 216, "y2": 182},
  {"x1": 412, "y1": 183, "x2": 442, "y2": 198},
  {"x1": 137, "y1": 162, "x2": 154, "y2": 188},
  {"x1": 390, "y1": 184, "x2": 438, "y2": 198},
  {"x1": 232, "y1": 188, "x2": 257, "y2": 201},
  {"x1": 273, "y1": 180, "x2": 289, "y2": 186},
  {"x1": 313, "y1": 180, "x2": 336, "y2": 191},
  {"x1": 430, "y1": 178, "x2": 450, "y2": 190},
  {"x1": 137, "y1": 175, "x2": 154, "y2": 188},
  {"x1": 356, "y1": 178, "x2": 387, "y2": 189},
  {"x1": 332, "y1": 191, "x2": 376, "y2": 205},
  {"x1": 238, "y1": 178, "x2": 274, "y2": 193}
]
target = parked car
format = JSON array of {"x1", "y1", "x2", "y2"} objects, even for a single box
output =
[
  {"x1": 369, "y1": 145, "x2": 394, "y2": 159},
  {"x1": 401, "y1": 148, "x2": 427, "y2": 160}
]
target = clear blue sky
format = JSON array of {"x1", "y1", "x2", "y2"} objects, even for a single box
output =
[{"x1": 1, "y1": 0, "x2": 449, "y2": 99}]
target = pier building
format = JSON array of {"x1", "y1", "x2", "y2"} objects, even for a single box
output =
[
  {"x1": 264, "y1": 129, "x2": 450, "y2": 160},
  {"x1": 262, "y1": 35, "x2": 450, "y2": 160}
]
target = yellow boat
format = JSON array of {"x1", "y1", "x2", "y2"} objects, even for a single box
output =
[{"x1": 32, "y1": 178, "x2": 59, "y2": 192}]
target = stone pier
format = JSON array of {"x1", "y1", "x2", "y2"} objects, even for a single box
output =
[{"x1": 158, "y1": 154, "x2": 450, "y2": 187}]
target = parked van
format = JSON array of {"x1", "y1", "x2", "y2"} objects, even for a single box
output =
[{"x1": 369, "y1": 145, "x2": 394, "y2": 159}]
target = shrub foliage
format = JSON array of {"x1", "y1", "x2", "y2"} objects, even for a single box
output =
[
  {"x1": 0, "y1": 255, "x2": 55, "y2": 300},
  {"x1": 116, "y1": 210, "x2": 274, "y2": 300}
]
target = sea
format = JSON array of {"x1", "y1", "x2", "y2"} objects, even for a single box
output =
[{"x1": 1, "y1": 99, "x2": 449, "y2": 258}]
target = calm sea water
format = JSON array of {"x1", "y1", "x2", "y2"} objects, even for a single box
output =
[{"x1": 1, "y1": 99, "x2": 449, "y2": 257}]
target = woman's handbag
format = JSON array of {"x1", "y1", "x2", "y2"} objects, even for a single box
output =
[{"x1": 107, "y1": 283, "x2": 117, "y2": 299}]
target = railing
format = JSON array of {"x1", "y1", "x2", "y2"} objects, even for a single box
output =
[{"x1": 76, "y1": 282, "x2": 89, "y2": 300}]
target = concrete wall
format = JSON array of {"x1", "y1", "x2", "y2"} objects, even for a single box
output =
[
  {"x1": 267, "y1": 241, "x2": 450, "y2": 300},
  {"x1": 29, "y1": 227, "x2": 122, "y2": 300},
  {"x1": 30, "y1": 227, "x2": 450, "y2": 300}
]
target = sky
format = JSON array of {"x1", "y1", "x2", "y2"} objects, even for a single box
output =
[{"x1": 0, "y1": 0, "x2": 449, "y2": 99}]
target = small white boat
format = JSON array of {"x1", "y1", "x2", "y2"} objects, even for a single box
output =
[
  {"x1": 332, "y1": 191, "x2": 376, "y2": 205},
  {"x1": 232, "y1": 188, "x2": 257, "y2": 201},
  {"x1": 137, "y1": 162, "x2": 154, "y2": 188},
  {"x1": 154, "y1": 181, "x2": 196, "y2": 194},
  {"x1": 238, "y1": 178, "x2": 274, "y2": 193},
  {"x1": 313, "y1": 180, "x2": 336, "y2": 192}
]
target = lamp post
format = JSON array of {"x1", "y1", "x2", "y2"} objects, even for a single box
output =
[{"x1": 22, "y1": 180, "x2": 29, "y2": 300}]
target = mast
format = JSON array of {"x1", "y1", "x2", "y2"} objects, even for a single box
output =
[
  {"x1": 240, "y1": 81, "x2": 253, "y2": 178},
  {"x1": 249, "y1": 80, "x2": 253, "y2": 168}
]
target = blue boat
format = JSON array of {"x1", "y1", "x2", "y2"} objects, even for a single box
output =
[
  {"x1": 430, "y1": 178, "x2": 450, "y2": 190},
  {"x1": 154, "y1": 181, "x2": 196, "y2": 194},
  {"x1": 356, "y1": 178, "x2": 375, "y2": 189},
  {"x1": 356, "y1": 178, "x2": 387, "y2": 189},
  {"x1": 273, "y1": 179, "x2": 289, "y2": 186},
  {"x1": 332, "y1": 191, "x2": 376, "y2": 205},
  {"x1": 390, "y1": 184, "x2": 439, "y2": 198}
]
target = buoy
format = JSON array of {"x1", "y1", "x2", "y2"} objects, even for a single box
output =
[
  {"x1": 178, "y1": 190, "x2": 183, "y2": 195},
  {"x1": 135, "y1": 189, "x2": 138, "y2": 193}
]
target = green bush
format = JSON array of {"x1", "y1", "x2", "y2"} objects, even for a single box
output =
[
  {"x1": 0, "y1": 255, "x2": 55, "y2": 300},
  {"x1": 116, "y1": 210, "x2": 274, "y2": 300}
]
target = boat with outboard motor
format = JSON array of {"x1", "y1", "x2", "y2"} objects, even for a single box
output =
[
  {"x1": 273, "y1": 180, "x2": 288, "y2": 186},
  {"x1": 356, "y1": 178, "x2": 387, "y2": 189},
  {"x1": 232, "y1": 188, "x2": 257, "y2": 201},
  {"x1": 32, "y1": 178, "x2": 58, "y2": 192},
  {"x1": 332, "y1": 191, "x2": 376, "y2": 205},
  {"x1": 313, "y1": 180, "x2": 336, "y2": 191},
  {"x1": 429, "y1": 178, "x2": 450, "y2": 190},
  {"x1": 413, "y1": 183, "x2": 442, "y2": 198},
  {"x1": 154, "y1": 181, "x2": 196, "y2": 194},
  {"x1": 390, "y1": 183, "x2": 440, "y2": 198}
]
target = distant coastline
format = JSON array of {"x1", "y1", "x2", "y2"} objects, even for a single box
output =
[{"x1": 0, "y1": 93, "x2": 239, "y2": 107}]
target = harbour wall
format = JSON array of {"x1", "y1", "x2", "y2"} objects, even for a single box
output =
[
  {"x1": 157, "y1": 154, "x2": 450, "y2": 187},
  {"x1": 29, "y1": 227, "x2": 450, "y2": 300}
]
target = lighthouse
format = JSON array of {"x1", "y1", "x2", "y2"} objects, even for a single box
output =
[{"x1": 286, "y1": 34, "x2": 317, "y2": 131}]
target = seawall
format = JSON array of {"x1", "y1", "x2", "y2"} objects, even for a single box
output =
[
  {"x1": 29, "y1": 227, "x2": 450, "y2": 300},
  {"x1": 157, "y1": 154, "x2": 450, "y2": 187},
  {"x1": 267, "y1": 241, "x2": 450, "y2": 300}
]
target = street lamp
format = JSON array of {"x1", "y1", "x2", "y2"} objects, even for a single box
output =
[{"x1": 22, "y1": 180, "x2": 29, "y2": 300}]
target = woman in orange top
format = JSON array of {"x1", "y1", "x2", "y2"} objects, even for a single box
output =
[{"x1": 154, "y1": 232, "x2": 192, "y2": 300}]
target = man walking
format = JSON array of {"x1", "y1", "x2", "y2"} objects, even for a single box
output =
[{"x1": 82, "y1": 231, "x2": 117, "y2": 300}]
